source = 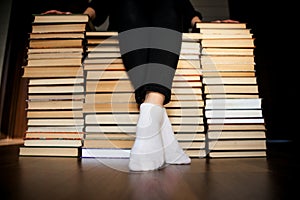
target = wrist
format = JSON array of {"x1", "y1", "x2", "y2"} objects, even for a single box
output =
[
  {"x1": 191, "y1": 16, "x2": 201, "y2": 27},
  {"x1": 83, "y1": 7, "x2": 96, "y2": 20}
]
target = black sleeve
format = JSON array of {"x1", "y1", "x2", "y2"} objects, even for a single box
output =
[
  {"x1": 88, "y1": 0, "x2": 111, "y2": 26},
  {"x1": 30, "y1": 0, "x2": 89, "y2": 14},
  {"x1": 179, "y1": 0, "x2": 202, "y2": 22},
  {"x1": 179, "y1": 0, "x2": 203, "y2": 32}
]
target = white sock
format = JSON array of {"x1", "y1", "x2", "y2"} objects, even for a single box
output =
[
  {"x1": 129, "y1": 103, "x2": 165, "y2": 171},
  {"x1": 161, "y1": 108, "x2": 191, "y2": 164}
]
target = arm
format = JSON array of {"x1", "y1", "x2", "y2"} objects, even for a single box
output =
[
  {"x1": 84, "y1": 0, "x2": 110, "y2": 27},
  {"x1": 178, "y1": 0, "x2": 202, "y2": 32}
]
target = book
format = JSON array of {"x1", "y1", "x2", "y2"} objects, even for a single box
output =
[
  {"x1": 87, "y1": 38, "x2": 119, "y2": 45},
  {"x1": 83, "y1": 139, "x2": 134, "y2": 149},
  {"x1": 31, "y1": 23, "x2": 87, "y2": 33},
  {"x1": 83, "y1": 58, "x2": 123, "y2": 65},
  {"x1": 28, "y1": 78, "x2": 84, "y2": 85},
  {"x1": 27, "y1": 94, "x2": 84, "y2": 101},
  {"x1": 202, "y1": 71, "x2": 256, "y2": 77},
  {"x1": 81, "y1": 148, "x2": 130, "y2": 158},
  {"x1": 23, "y1": 139, "x2": 82, "y2": 147},
  {"x1": 205, "y1": 98, "x2": 262, "y2": 109},
  {"x1": 196, "y1": 22, "x2": 247, "y2": 29},
  {"x1": 205, "y1": 94, "x2": 260, "y2": 99},
  {"x1": 27, "y1": 100, "x2": 83, "y2": 110},
  {"x1": 201, "y1": 48, "x2": 254, "y2": 56},
  {"x1": 208, "y1": 151, "x2": 266, "y2": 158},
  {"x1": 207, "y1": 124, "x2": 266, "y2": 131},
  {"x1": 198, "y1": 28, "x2": 251, "y2": 35},
  {"x1": 87, "y1": 52, "x2": 122, "y2": 58},
  {"x1": 29, "y1": 39, "x2": 83, "y2": 49},
  {"x1": 208, "y1": 139, "x2": 266, "y2": 150},
  {"x1": 200, "y1": 34, "x2": 253, "y2": 39},
  {"x1": 29, "y1": 32, "x2": 85, "y2": 39},
  {"x1": 27, "y1": 119, "x2": 84, "y2": 126},
  {"x1": 200, "y1": 55, "x2": 255, "y2": 65},
  {"x1": 27, "y1": 110, "x2": 83, "y2": 119},
  {"x1": 27, "y1": 52, "x2": 83, "y2": 59},
  {"x1": 33, "y1": 14, "x2": 89, "y2": 24},
  {"x1": 27, "y1": 47, "x2": 84, "y2": 54},
  {"x1": 86, "y1": 31, "x2": 118, "y2": 37},
  {"x1": 24, "y1": 132, "x2": 84, "y2": 139},
  {"x1": 85, "y1": 80, "x2": 134, "y2": 92},
  {"x1": 207, "y1": 130, "x2": 266, "y2": 139},
  {"x1": 28, "y1": 85, "x2": 84, "y2": 94},
  {"x1": 83, "y1": 103, "x2": 139, "y2": 113},
  {"x1": 85, "y1": 45, "x2": 120, "y2": 53},
  {"x1": 204, "y1": 85, "x2": 259, "y2": 94},
  {"x1": 207, "y1": 130, "x2": 266, "y2": 140},
  {"x1": 19, "y1": 146, "x2": 80, "y2": 157},
  {"x1": 26, "y1": 126, "x2": 84, "y2": 132},
  {"x1": 203, "y1": 77, "x2": 257, "y2": 85},
  {"x1": 205, "y1": 109, "x2": 263, "y2": 118},
  {"x1": 26, "y1": 58, "x2": 83, "y2": 67},
  {"x1": 22, "y1": 66, "x2": 84, "y2": 78},
  {"x1": 200, "y1": 38, "x2": 255, "y2": 48},
  {"x1": 206, "y1": 118, "x2": 265, "y2": 124}
]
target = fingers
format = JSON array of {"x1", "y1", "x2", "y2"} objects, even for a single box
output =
[
  {"x1": 221, "y1": 19, "x2": 240, "y2": 23},
  {"x1": 41, "y1": 10, "x2": 72, "y2": 15},
  {"x1": 211, "y1": 19, "x2": 240, "y2": 23}
]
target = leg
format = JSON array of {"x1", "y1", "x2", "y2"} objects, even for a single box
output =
[
  {"x1": 148, "y1": 0, "x2": 191, "y2": 165},
  {"x1": 117, "y1": 1, "x2": 166, "y2": 171},
  {"x1": 129, "y1": 96, "x2": 165, "y2": 171},
  {"x1": 118, "y1": 0, "x2": 190, "y2": 171}
]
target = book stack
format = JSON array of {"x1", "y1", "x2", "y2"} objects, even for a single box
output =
[
  {"x1": 19, "y1": 14, "x2": 90, "y2": 157},
  {"x1": 196, "y1": 22, "x2": 267, "y2": 158},
  {"x1": 82, "y1": 31, "x2": 132, "y2": 158},
  {"x1": 81, "y1": 32, "x2": 205, "y2": 158}
]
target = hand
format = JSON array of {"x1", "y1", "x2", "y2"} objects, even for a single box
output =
[
  {"x1": 211, "y1": 19, "x2": 240, "y2": 23},
  {"x1": 191, "y1": 16, "x2": 202, "y2": 27},
  {"x1": 41, "y1": 10, "x2": 72, "y2": 15}
]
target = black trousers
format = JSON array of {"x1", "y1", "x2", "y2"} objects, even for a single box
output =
[{"x1": 116, "y1": 0, "x2": 183, "y2": 105}]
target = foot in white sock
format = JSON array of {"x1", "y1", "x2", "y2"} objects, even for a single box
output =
[
  {"x1": 129, "y1": 103, "x2": 165, "y2": 171},
  {"x1": 161, "y1": 108, "x2": 191, "y2": 165}
]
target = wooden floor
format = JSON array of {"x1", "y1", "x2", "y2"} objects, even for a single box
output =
[{"x1": 0, "y1": 142, "x2": 298, "y2": 200}]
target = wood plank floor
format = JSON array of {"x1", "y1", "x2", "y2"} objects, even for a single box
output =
[{"x1": 0, "y1": 143, "x2": 299, "y2": 200}]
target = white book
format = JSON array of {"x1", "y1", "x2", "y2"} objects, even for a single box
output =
[
  {"x1": 205, "y1": 109, "x2": 263, "y2": 118},
  {"x1": 205, "y1": 99, "x2": 262, "y2": 109},
  {"x1": 207, "y1": 118, "x2": 265, "y2": 124}
]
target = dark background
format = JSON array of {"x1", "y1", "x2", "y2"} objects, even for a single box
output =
[{"x1": 229, "y1": 0, "x2": 297, "y2": 157}]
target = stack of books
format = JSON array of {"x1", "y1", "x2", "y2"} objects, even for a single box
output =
[
  {"x1": 196, "y1": 22, "x2": 267, "y2": 158},
  {"x1": 82, "y1": 31, "x2": 133, "y2": 158},
  {"x1": 18, "y1": 21, "x2": 267, "y2": 159},
  {"x1": 19, "y1": 14, "x2": 90, "y2": 157},
  {"x1": 81, "y1": 32, "x2": 205, "y2": 158}
]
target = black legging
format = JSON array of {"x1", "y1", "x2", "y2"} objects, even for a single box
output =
[{"x1": 116, "y1": 0, "x2": 183, "y2": 105}]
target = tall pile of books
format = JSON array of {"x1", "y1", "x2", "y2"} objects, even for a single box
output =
[
  {"x1": 196, "y1": 22, "x2": 267, "y2": 158},
  {"x1": 82, "y1": 32, "x2": 205, "y2": 158},
  {"x1": 19, "y1": 14, "x2": 89, "y2": 157}
]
